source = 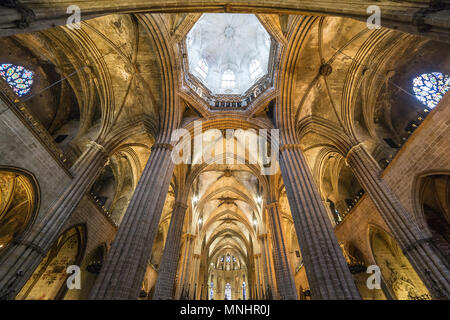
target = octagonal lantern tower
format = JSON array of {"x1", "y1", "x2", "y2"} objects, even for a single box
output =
[{"x1": 181, "y1": 14, "x2": 279, "y2": 110}]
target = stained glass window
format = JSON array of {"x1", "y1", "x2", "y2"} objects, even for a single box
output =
[
  {"x1": 225, "y1": 283, "x2": 231, "y2": 300},
  {"x1": 209, "y1": 282, "x2": 214, "y2": 300},
  {"x1": 412, "y1": 72, "x2": 449, "y2": 109},
  {"x1": 0, "y1": 64, "x2": 34, "y2": 97}
]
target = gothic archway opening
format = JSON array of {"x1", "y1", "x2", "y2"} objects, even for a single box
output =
[
  {"x1": 369, "y1": 226, "x2": 430, "y2": 300},
  {"x1": 64, "y1": 244, "x2": 106, "y2": 300},
  {"x1": 89, "y1": 145, "x2": 151, "y2": 226},
  {"x1": 0, "y1": 167, "x2": 39, "y2": 251},
  {"x1": 419, "y1": 174, "x2": 450, "y2": 258},
  {"x1": 208, "y1": 251, "x2": 248, "y2": 300},
  {"x1": 16, "y1": 224, "x2": 86, "y2": 300},
  {"x1": 90, "y1": 164, "x2": 116, "y2": 213},
  {"x1": 319, "y1": 152, "x2": 364, "y2": 223},
  {"x1": 340, "y1": 242, "x2": 387, "y2": 300},
  {"x1": 140, "y1": 184, "x2": 175, "y2": 299}
]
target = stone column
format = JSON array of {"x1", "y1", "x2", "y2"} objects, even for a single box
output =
[
  {"x1": 257, "y1": 252, "x2": 266, "y2": 298},
  {"x1": 0, "y1": 141, "x2": 108, "y2": 299},
  {"x1": 259, "y1": 234, "x2": 276, "y2": 297},
  {"x1": 279, "y1": 144, "x2": 361, "y2": 300},
  {"x1": 192, "y1": 253, "x2": 201, "y2": 299},
  {"x1": 175, "y1": 234, "x2": 193, "y2": 299},
  {"x1": 182, "y1": 235, "x2": 195, "y2": 298},
  {"x1": 153, "y1": 201, "x2": 189, "y2": 300},
  {"x1": 89, "y1": 143, "x2": 175, "y2": 299},
  {"x1": 254, "y1": 254, "x2": 264, "y2": 299},
  {"x1": 346, "y1": 143, "x2": 450, "y2": 298},
  {"x1": 266, "y1": 202, "x2": 298, "y2": 300},
  {"x1": 253, "y1": 255, "x2": 259, "y2": 299},
  {"x1": 173, "y1": 237, "x2": 186, "y2": 298},
  {"x1": 323, "y1": 199, "x2": 338, "y2": 226}
]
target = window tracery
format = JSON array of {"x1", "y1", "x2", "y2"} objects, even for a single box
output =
[
  {"x1": 412, "y1": 72, "x2": 449, "y2": 108},
  {"x1": 0, "y1": 64, "x2": 34, "y2": 97}
]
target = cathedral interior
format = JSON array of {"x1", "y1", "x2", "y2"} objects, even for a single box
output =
[{"x1": 0, "y1": 1, "x2": 449, "y2": 301}]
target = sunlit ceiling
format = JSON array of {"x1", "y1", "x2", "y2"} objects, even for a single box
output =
[{"x1": 186, "y1": 13, "x2": 271, "y2": 95}]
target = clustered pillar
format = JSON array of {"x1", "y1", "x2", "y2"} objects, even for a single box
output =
[
  {"x1": 346, "y1": 143, "x2": 450, "y2": 299},
  {"x1": 254, "y1": 253, "x2": 265, "y2": 299},
  {"x1": 266, "y1": 201, "x2": 298, "y2": 300},
  {"x1": 259, "y1": 233, "x2": 276, "y2": 298},
  {"x1": 153, "y1": 201, "x2": 189, "y2": 300},
  {"x1": 174, "y1": 235, "x2": 190, "y2": 299},
  {"x1": 89, "y1": 143, "x2": 175, "y2": 299},
  {"x1": 190, "y1": 253, "x2": 201, "y2": 299},
  {"x1": 279, "y1": 143, "x2": 361, "y2": 300}
]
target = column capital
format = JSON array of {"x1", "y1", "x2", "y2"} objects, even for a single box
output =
[
  {"x1": 279, "y1": 143, "x2": 302, "y2": 153},
  {"x1": 11, "y1": 239, "x2": 46, "y2": 257},
  {"x1": 151, "y1": 143, "x2": 174, "y2": 152},
  {"x1": 193, "y1": 253, "x2": 201, "y2": 259},
  {"x1": 401, "y1": 236, "x2": 434, "y2": 253},
  {"x1": 184, "y1": 233, "x2": 195, "y2": 240},
  {"x1": 345, "y1": 142, "x2": 365, "y2": 164},
  {"x1": 2, "y1": 1, "x2": 36, "y2": 29},
  {"x1": 265, "y1": 201, "x2": 279, "y2": 209},
  {"x1": 87, "y1": 140, "x2": 108, "y2": 157},
  {"x1": 173, "y1": 201, "x2": 188, "y2": 210},
  {"x1": 258, "y1": 233, "x2": 268, "y2": 240}
]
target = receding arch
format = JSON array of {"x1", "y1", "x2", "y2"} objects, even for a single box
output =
[
  {"x1": 64, "y1": 243, "x2": 106, "y2": 300},
  {"x1": 0, "y1": 166, "x2": 40, "y2": 252},
  {"x1": 16, "y1": 224, "x2": 87, "y2": 300},
  {"x1": 369, "y1": 225, "x2": 430, "y2": 300},
  {"x1": 339, "y1": 241, "x2": 387, "y2": 300},
  {"x1": 413, "y1": 172, "x2": 450, "y2": 258}
]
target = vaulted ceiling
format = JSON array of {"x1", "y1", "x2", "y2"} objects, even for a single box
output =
[{"x1": 1, "y1": 11, "x2": 449, "y2": 279}]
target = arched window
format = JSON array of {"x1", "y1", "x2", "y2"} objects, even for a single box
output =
[
  {"x1": 249, "y1": 59, "x2": 263, "y2": 81},
  {"x1": 225, "y1": 283, "x2": 232, "y2": 300},
  {"x1": 0, "y1": 63, "x2": 34, "y2": 97},
  {"x1": 195, "y1": 59, "x2": 208, "y2": 80},
  {"x1": 412, "y1": 72, "x2": 449, "y2": 109},
  {"x1": 221, "y1": 69, "x2": 235, "y2": 88},
  {"x1": 209, "y1": 282, "x2": 214, "y2": 300}
]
